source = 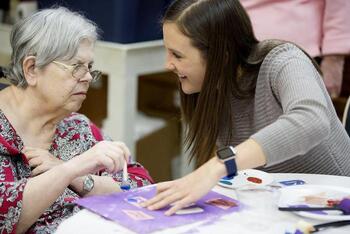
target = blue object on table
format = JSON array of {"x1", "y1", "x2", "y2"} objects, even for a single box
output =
[
  {"x1": 120, "y1": 184, "x2": 131, "y2": 191},
  {"x1": 219, "y1": 180, "x2": 233, "y2": 185},
  {"x1": 279, "y1": 180, "x2": 306, "y2": 186}
]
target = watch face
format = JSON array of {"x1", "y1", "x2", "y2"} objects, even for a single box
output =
[
  {"x1": 84, "y1": 175, "x2": 94, "y2": 192},
  {"x1": 217, "y1": 147, "x2": 235, "y2": 159},
  {"x1": 85, "y1": 179, "x2": 93, "y2": 189}
]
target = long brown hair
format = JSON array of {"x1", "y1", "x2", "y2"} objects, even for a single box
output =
[{"x1": 163, "y1": 0, "x2": 320, "y2": 166}]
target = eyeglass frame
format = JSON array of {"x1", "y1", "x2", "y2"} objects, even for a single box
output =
[{"x1": 52, "y1": 60, "x2": 101, "y2": 83}]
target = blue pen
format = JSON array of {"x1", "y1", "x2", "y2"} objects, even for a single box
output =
[
  {"x1": 120, "y1": 161, "x2": 131, "y2": 191},
  {"x1": 279, "y1": 180, "x2": 305, "y2": 186}
]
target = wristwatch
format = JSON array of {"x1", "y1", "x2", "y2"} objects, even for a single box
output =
[
  {"x1": 216, "y1": 146, "x2": 237, "y2": 178},
  {"x1": 83, "y1": 174, "x2": 94, "y2": 192}
]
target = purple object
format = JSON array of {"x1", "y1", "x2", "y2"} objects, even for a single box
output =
[
  {"x1": 339, "y1": 198, "x2": 350, "y2": 214},
  {"x1": 279, "y1": 198, "x2": 350, "y2": 215},
  {"x1": 294, "y1": 230, "x2": 304, "y2": 234},
  {"x1": 76, "y1": 185, "x2": 243, "y2": 234},
  {"x1": 279, "y1": 205, "x2": 328, "y2": 215}
]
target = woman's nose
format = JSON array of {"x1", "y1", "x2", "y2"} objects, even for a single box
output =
[
  {"x1": 81, "y1": 71, "x2": 93, "y2": 83},
  {"x1": 165, "y1": 59, "x2": 175, "y2": 71}
]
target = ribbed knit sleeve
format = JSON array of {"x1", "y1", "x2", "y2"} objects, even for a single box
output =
[{"x1": 251, "y1": 44, "x2": 332, "y2": 166}]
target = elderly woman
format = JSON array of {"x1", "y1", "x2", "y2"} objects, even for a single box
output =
[{"x1": 0, "y1": 7, "x2": 153, "y2": 233}]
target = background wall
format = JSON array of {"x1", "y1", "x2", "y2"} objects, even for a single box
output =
[{"x1": 37, "y1": 0, "x2": 173, "y2": 43}]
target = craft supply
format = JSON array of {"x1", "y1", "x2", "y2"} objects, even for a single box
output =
[
  {"x1": 120, "y1": 162, "x2": 131, "y2": 191},
  {"x1": 279, "y1": 198, "x2": 350, "y2": 214},
  {"x1": 293, "y1": 219, "x2": 350, "y2": 233}
]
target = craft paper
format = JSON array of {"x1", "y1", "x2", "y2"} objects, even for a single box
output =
[{"x1": 76, "y1": 185, "x2": 242, "y2": 234}]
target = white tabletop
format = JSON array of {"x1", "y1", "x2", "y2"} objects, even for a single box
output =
[{"x1": 56, "y1": 173, "x2": 350, "y2": 234}]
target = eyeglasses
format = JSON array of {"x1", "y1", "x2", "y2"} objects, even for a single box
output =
[{"x1": 52, "y1": 61, "x2": 101, "y2": 83}]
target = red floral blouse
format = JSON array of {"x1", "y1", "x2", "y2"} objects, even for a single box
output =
[{"x1": 0, "y1": 111, "x2": 153, "y2": 234}]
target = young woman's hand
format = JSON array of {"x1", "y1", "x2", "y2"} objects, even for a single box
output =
[
  {"x1": 141, "y1": 157, "x2": 224, "y2": 215},
  {"x1": 23, "y1": 147, "x2": 63, "y2": 176}
]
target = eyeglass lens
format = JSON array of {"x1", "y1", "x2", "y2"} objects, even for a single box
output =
[{"x1": 72, "y1": 65, "x2": 101, "y2": 82}]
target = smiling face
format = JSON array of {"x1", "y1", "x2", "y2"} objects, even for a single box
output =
[
  {"x1": 163, "y1": 22, "x2": 207, "y2": 94},
  {"x1": 35, "y1": 39, "x2": 95, "y2": 113}
]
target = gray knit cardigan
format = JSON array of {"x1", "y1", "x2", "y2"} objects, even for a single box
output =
[{"x1": 218, "y1": 43, "x2": 350, "y2": 176}]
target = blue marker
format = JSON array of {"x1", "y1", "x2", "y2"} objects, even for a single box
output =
[
  {"x1": 121, "y1": 161, "x2": 131, "y2": 191},
  {"x1": 279, "y1": 180, "x2": 305, "y2": 186},
  {"x1": 120, "y1": 184, "x2": 131, "y2": 191}
]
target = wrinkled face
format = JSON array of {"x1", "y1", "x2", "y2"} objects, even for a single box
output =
[
  {"x1": 36, "y1": 39, "x2": 95, "y2": 113},
  {"x1": 163, "y1": 22, "x2": 207, "y2": 94}
]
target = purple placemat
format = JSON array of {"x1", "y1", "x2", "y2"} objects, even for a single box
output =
[{"x1": 76, "y1": 185, "x2": 243, "y2": 234}]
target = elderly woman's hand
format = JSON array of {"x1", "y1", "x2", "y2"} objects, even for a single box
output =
[
  {"x1": 69, "y1": 141, "x2": 131, "y2": 177},
  {"x1": 23, "y1": 147, "x2": 63, "y2": 176}
]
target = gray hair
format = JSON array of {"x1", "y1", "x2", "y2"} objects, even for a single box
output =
[{"x1": 6, "y1": 7, "x2": 98, "y2": 88}]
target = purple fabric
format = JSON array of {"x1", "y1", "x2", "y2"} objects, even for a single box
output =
[
  {"x1": 339, "y1": 198, "x2": 350, "y2": 214},
  {"x1": 76, "y1": 185, "x2": 243, "y2": 234}
]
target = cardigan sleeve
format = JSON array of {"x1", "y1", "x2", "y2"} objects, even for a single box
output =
[{"x1": 250, "y1": 48, "x2": 331, "y2": 166}]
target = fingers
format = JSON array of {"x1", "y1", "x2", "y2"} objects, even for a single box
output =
[
  {"x1": 71, "y1": 141, "x2": 131, "y2": 175},
  {"x1": 22, "y1": 147, "x2": 51, "y2": 160},
  {"x1": 114, "y1": 141, "x2": 131, "y2": 162},
  {"x1": 98, "y1": 156, "x2": 115, "y2": 173},
  {"x1": 31, "y1": 164, "x2": 47, "y2": 176},
  {"x1": 149, "y1": 191, "x2": 184, "y2": 211},
  {"x1": 22, "y1": 147, "x2": 39, "y2": 160},
  {"x1": 140, "y1": 180, "x2": 194, "y2": 216},
  {"x1": 97, "y1": 141, "x2": 130, "y2": 172},
  {"x1": 104, "y1": 147, "x2": 125, "y2": 173},
  {"x1": 28, "y1": 157, "x2": 42, "y2": 168},
  {"x1": 165, "y1": 197, "x2": 193, "y2": 216},
  {"x1": 141, "y1": 181, "x2": 174, "y2": 207}
]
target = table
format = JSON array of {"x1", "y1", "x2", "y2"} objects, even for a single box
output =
[{"x1": 56, "y1": 173, "x2": 350, "y2": 234}]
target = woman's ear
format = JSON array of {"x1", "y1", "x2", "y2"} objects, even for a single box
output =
[{"x1": 22, "y1": 56, "x2": 37, "y2": 86}]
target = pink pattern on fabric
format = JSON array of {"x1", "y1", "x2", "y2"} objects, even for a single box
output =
[{"x1": 0, "y1": 111, "x2": 153, "y2": 233}]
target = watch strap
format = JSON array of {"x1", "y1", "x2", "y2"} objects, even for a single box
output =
[{"x1": 224, "y1": 157, "x2": 237, "y2": 178}]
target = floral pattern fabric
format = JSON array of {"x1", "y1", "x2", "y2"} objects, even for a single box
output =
[{"x1": 0, "y1": 111, "x2": 153, "y2": 234}]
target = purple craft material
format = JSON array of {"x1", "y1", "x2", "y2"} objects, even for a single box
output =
[
  {"x1": 279, "y1": 198, "x2": 350, "y2": 215},
  {"x1": 76, "y1": 185, "x2": 243, "y2": 234}
]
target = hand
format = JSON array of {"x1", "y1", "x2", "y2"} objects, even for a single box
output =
[
  {"x1": 141, "y1": 158, "x2": 223, "y2": 215},
  {"x1": 320, "y1": 55, "x2": 345, "y2": 98},
  {"x1": 23, "y1": 147, "x2": 63, "y2": 176},
  {"x1": 69, "y1": 141, "x2": 131, "y2": 177}
]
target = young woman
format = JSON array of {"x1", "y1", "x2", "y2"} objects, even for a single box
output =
[{"x1": 141, "y1": 0, "x2": 350, "y2": 215}]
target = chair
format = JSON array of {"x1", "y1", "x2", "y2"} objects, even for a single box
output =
[{"x1": 342, "y1": 96, "x2": 350, "y2": 136}]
